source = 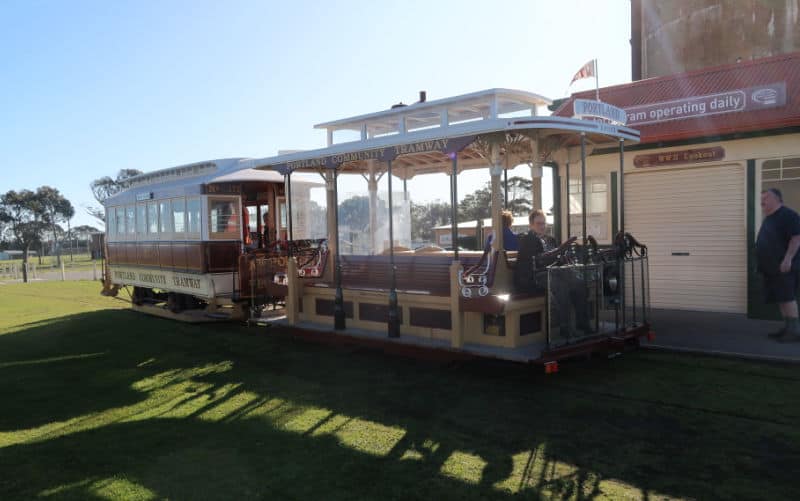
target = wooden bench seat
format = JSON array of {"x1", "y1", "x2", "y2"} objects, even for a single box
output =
[{"x1": 309, "y1": 254, "x2": 484, "y2": 297}]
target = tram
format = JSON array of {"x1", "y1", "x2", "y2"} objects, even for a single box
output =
[
  {"x1": 101, "y1": 158, "x2": 325, "y2": 321},
  {"x1": 237, "y1": 88, "x2": 652, "y2": 367}
]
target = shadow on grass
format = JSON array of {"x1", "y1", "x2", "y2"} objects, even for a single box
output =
[{"x1": 1, "y1": 309, "x2": 799, "y2": 500}]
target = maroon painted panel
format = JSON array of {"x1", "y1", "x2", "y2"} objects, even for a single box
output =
[
  {"x1": 206, "y1": 242, "x2": 240, "y2": 273},
  {"x1": 157, "y1": 242, "x2": 173, "y2": 269},
  {"x1": 186, "y1": 243, "x2": 204, "y2": 272},
  {"x1": 172, "y1": 243, "x2": 188, "y2": 271},
  {"x1": 409, "y1": 307, "x2": 451, "y2": 330}
]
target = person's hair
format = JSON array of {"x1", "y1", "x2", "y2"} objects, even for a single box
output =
[
  {"x1": 763, "y1": 188, "x2": 783, "y2": 203},
  {"x1": 501, "y1": 210, "x2": 513, "y2": 228},
  {"x1": 529, "y1": 209, "x2": 546, "y2": 224}
]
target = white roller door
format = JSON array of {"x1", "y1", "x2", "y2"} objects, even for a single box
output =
[{"x1": 624, "y1": 164, "x2": 746, "y2": 313}]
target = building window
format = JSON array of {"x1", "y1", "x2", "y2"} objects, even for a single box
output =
[
  {"x1": 107, "y1": 208, "x2": 116, "y2": 241},
  {"x1": 568, "y1": 176, "x2": 608, "y2": 241},
  {"x1": 136, "y1": 204, "x2": 147, "y2": 236},
  {"x1": 126, "y1": 206, "x2": 135, "y2": 236},
  {"x1": 762, "y1": 156, "x2": 800, "y2": 220},
  {"x1": 187, "y1": 197, "x2": 201, "y2": 235},
  {"x1": 159, "y1": 200, "x2": 172, "y2": 234},
  {"x1": 172, "y1": 198, "x2": 186, "y2": 235},
  {"x1": 147, "y1": 202, "x2": 158, "y2": 235},
  {"x1": 116, "y1": 207, "x2": 126, "y2": 237},
  {"x1": 209, "y1": 197, "x2": 240, "y2": 239}
]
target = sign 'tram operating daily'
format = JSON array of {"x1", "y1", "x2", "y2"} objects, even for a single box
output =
[{"x1": 624, "y1": 82, "x2": 786, "y2": 126}]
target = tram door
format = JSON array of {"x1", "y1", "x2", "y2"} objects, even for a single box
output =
[{"x1": 245, "y1": 204, "x2": 271, "y2": 248}]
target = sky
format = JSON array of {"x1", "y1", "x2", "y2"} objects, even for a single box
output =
[{"x1": 1, "y1": 0, "x2": 632, "y2": 228}]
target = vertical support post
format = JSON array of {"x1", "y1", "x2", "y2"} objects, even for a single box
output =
[
  {"x1": 450, "y1": 154, "x2": 459, "y2": 259},
  {"x1": 387, "y1": 159, "x2": 400, "y2": 338},
  {"x1": 503, "y1": 167, "x2": 509, "y2": 208},
  {"x1": 61, "y1": 261, "x2": 66, "y2": 281},
  {"x1": 368, "y1": 162, "x2": 378, "y2": 254},
  {"x1": 333, "y1": 168, "x2": 346, "y2": 330},
  {"x1": 551, "y1": 164, "x2": 562, "y2": 245},
  {"x1": 619, "y1": 139, "x2": 625, "y2": 234},
  {"x1": 565, "y1": 161, "x2": 571, "y2": 239},
  {"x1": 325, "y1": 170, "x2": 337, "y2": 282},
  {"x1": 489, "y1": 145, "x2": 503, "y2": 252},
  {"x1": 580, "y1": 133, "x2": 587, "y2": 248},
  {"x1": 286, "y1": 172, "x2": 294, "y2": 244},
  {"x1": 619, "y1": 138, "x2": 626, "y2": 332},
  {"x1": 93, "y1": 261, "x2": 98, "y2": 281}
]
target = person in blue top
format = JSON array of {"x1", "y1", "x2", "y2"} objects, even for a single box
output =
[
  {"x1": 484, "y1": 210, "x2": 519, "y2": 251},
  {"x1": 756, "y1": 188, "x2": 800, "y2": 342}
]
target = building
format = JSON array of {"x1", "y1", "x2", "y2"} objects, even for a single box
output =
[
  {"x1": 631, "y1": 0, "x2": 800, "y2": 80},
  {"x1": 554, "y1": 51, "x2": 800, "y2": 318},
  {"x1": 0, "y1": 250, "x2": 38, "y2": 260}
]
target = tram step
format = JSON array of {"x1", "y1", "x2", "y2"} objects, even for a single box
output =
[{"x1": 205, "y1": 312, "x2": 232, "y2": 319}]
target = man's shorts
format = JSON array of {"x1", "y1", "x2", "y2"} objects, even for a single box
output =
[{"x1": 763, "y1": 272, "x2": 800, "y2": 303}]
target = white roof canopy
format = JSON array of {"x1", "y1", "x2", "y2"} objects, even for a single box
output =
[{"x1": 315, "y1": 88, "x2": 552, "y2": 145}]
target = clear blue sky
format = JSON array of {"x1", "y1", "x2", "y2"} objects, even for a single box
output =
[{"x1": 1, "y1": 0, "x2": 631, "y2": 228}]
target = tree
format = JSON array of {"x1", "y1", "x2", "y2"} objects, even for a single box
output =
[
  {"x1": 458, "y1": 176, "x2": 533, "y2": 222},
  {"x1": 410, "y1": 200, "x2": 451, "y2": 242},
  {"x1": 458, "y1": 185, "x2": 492, "y2": 222},
  {"x1": 87, "y1": 168, "x2": 143, "y2": 224},
  {"x1": 505, "y1": 176, "x2": 533, "y2": 216},
  {"x1": 0, "y1": 190, "x2": 48, "y2": 282},
  {"x1": 37, "y1": 186, "x2": 74, "y2": 266}
]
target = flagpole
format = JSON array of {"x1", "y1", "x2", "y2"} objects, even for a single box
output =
[{"x1": 595, "y1": 59, "x2": 600, "y2": 101}]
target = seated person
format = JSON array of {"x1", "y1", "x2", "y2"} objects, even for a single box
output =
[
  {"x1": 484, "y1": 210, "x2": 519, "y2": 251},
  {"x1": 515, "y1": 209, "x2": 590, "y2": 333}
]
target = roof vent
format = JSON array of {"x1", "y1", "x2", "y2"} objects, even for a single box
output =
[
  {"x1": 391, "y1": 102, "x2": 407, "y2": 109},
  {"x1": 418, "y1": 90, "x2": 427, "y2": 103}
]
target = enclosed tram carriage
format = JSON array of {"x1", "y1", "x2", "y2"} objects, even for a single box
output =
[
  {"x1": 101, "y1": 158, "x2": 324, "y2": 320},
  {"x1": 237, "y1": 89, "x2": 653, "y2": 366}
]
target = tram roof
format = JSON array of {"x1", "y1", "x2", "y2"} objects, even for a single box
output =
[
  {"x1": 244, "y1": 88, "x2": 640, "y2": 179},
  {"x1": 315, "y1": 88, "x2": 552, "y2": 139},
  {"x1": 104, "y1": 158, "x2": 319, "y2": 206}
]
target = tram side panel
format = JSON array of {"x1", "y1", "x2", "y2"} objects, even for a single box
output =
[{"x1": 104, "y1": 194, "x2": 244, "y2": 306}]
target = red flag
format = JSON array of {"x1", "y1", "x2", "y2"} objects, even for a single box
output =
[{"x1": 570, "y1": 60, "x2": 596, "y2": 85}]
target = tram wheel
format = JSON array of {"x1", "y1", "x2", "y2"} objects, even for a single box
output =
[
  {"x1": 132, "y1": 286, "x2": 147, "y2": 306},
  {"x1": 166, "y1": 292, "x2": 183, "y2": 313}
]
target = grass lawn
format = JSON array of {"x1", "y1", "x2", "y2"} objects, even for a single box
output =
[{"x1": 0, "y1": 281, "x2": 799, "y2": 500}]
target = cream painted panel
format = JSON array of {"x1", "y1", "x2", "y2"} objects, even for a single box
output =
[{"x1": 625, "y1": 163, "x2": 746, "y2": 313}]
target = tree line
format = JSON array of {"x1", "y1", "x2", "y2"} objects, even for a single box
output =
[{"x1": 0, "y1": 170, "x2": 137, "y2": 282}]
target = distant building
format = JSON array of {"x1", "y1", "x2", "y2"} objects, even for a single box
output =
[
  {"x1": 631, "y1": 0, "x2": 800, "y2": 80},
  {"x1": 555, "y1": 52, "x2": 800, "y2": 317},
  {"x1": 0, "y1": 250, "x2": 38, "y2": 260},
  {"x1": 432, "y1": 215, "x2": 553, "y2": 248}
]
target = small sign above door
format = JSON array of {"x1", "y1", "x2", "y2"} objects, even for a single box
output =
[{"x1": 634, "y1": 146, "x2": 725, "y2": 168}]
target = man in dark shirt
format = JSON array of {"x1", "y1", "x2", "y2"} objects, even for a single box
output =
[
  {"x1": 515, "y1": 210, "x2": 588, "y2": 333},
  {"x1": 756, "y1": 188, "x2": 800, "y2": 342}
]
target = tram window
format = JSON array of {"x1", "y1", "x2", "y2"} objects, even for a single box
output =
[
  {"x1": 116, "y1": 207, "x2": 126, "y2": 237},
  {"x1": 159, "y1": 200, "x2": 172, "y2": 234},
  {"x1": 136, "y1": 204, "x2": 147, "y2": 236},
  {"x1": 186, "y1": 197, "x2": 201, "y2": 234},
  {"x1": 126, "y1": 205, "x2": 135, "y2": 236},
  {"x1": 172, "y1": 198, "x2": 186, "y2": 234},
  {"x1": 107, "y1": 208, "x2": 116, "y2": 240},
  {"x1": 209, "y1": 198, "x2": 238, "y2": 237},
  {"x1": 147, "y1": 202, "x2": 158, "y2": 235},
  {"x1": 246, "y1": 206, "x2": 258, "y2": 232}
]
